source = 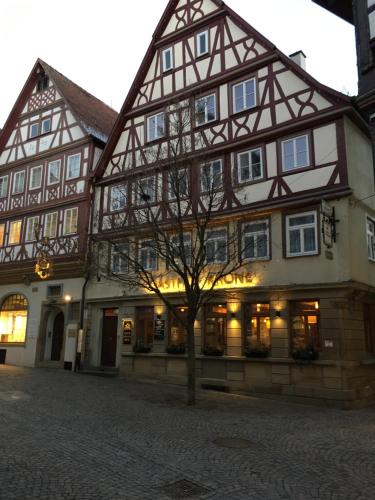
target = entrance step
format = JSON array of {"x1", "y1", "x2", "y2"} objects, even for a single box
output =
[
  {"x1": 38, "y1": 361, "x2": 63, "y2": 369},
  {"x1": 79, "y1": 366, "x2": 119, "y2": 378}
]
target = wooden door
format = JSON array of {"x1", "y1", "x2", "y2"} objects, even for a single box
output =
[
  {"x1": 101, "y1": 309, "x2": 118, "y2": 367},
  {"x1": 51, "y1": 312, "x2": 64, "y2": 361}
]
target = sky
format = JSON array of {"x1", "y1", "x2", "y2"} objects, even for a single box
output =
[{"x1": 0, "y1": 0, "x2": 357, "y2": 128}]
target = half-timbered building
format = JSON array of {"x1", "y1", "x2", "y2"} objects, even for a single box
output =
[
  {"x1": 0, "y1": 60, "x2": 117, "y2": 368},
  {"x1": 88, "y1": 0, "x2": 375, "y2": 406}
]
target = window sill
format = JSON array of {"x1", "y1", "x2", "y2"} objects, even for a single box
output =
[
  {"x1": 286, "y1": 252, "x2": 319, "y2": 259},
  {"x1": 234, "y1": 177, "x2": 266, "y2": 188},
  {"x1": 194, "y1": 119, "x2": 219, "y2": 130},
  {"x1": 280, "y1": 165, "x2": 312, "y2": 176},
  {"x1": 231, "y1": 106, "x2": 259, "y2": 118},
  {"x1": 0, "y1": 342, "x2": 26, "y2": 347}
]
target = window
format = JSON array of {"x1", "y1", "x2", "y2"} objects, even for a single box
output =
[
  {"x1": 64, "y1": 208, "x2": 78, "y2": 235},
  {"x1": 168, "y1": 169, "x2": 189, "y2": 199},
  {"x1": 47, "y1": 160, "x2": 61, "y2": 185},
  {"x1": 9, "y1": 220, "x2": 22, "y2": 245},
  {"x1": 110, "y1": 185, "x2": 127, "y2": 211},
  {"x1": 195, "y1": 94, "x2": 216, "y2": 125},
  {"x1": 139, "y1": 240, "x2": 157, "y2": 270},
  {"x1": 137, "y1": 177, "x2": 156, "y2": 204},
  {"x1": 135, "y1": 306, "x2": 154, "y2": 347},
  {"x1": 0, "y1": 224, "x2": 4, "y2": 247},
  {"x1": 47, "y1": 285, "x2": 62, "y2": 299},
  {"x1": 25, "y1": 216, "x2": 39, "y2": 242},
  {"x1": 367, "y1": 217, "x2": 375, "y2": 261},
  {"x1": 169, "y1": 307, "x2": 188, "y2": 347},
  {"x1": 30, "y1": 166, "x2": 42, "y2": 190},
  {"x1": 205, "y1": 229, "x2": 227, "y2": 263},
  {"x1": 29, "y1": 123, "x2": 39, "y2": 139},
  {"x1": 201, "y1": 160, "x2": 222, "y2": 192},
  {"x1": 170, "y1": 233, "x2": 191, "y2": 265},
  {"x1": 242, "y1": 220, "x2": 269, "y2": 260},
  {"x1": 204, "y1": 304, "x2": 227, "y2": 355},
  {"x1": 286, "y1": 211, "x2": 318, "y2": 257},
  {"x1": 233, "y1": 78, "x2": 256, "y2": 113},
  {"x1": 162, "y1": 47, "x2": 174, "y2": 72},
  {"x1": 44, "y1": 212, "x2": 58, "y2": 238},
  {"x1": 147, "y1": 112, "x2": 165, "y2": 142},
  {"x1": 282, "y1": 135, "x2": 309, "y2": 171},
  {"x1": 67, "y1": 154, "x2": 81, "y2": 180},
  {"x1": 237, "y1": 148, "x2": 263, "y2": 183},
  {"x1": 0, "y1": 294, "x2": 28, "y2": 344},
  {"x1": 291, "y1": 300, "x2": 320, "y2": 354},
  {"x1": 37, "y1": 74, "x2": 49, "y2": 92},
  {"x1": 41, "y1": 118, "x2": 51, "y2": 134},
  {"x1": 0, "y1": 176, "x2": 8, "y2": 198},
  {"x1": 244, "y1": 303, "x2": 271, "y2": 352},
  {"x1": 196, "y1": 30, "x2": 209, "y2": 57},
  {"x1": 111, "y1": 243, "x2": 128, "y2": 274},
  {"x1": 13, "y1": 171, "x2": 25, "y2": 194}
]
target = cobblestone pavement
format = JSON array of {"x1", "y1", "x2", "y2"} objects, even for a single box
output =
[{"x1": 1, "y1": 366, "x2": 375, "y2": 500}]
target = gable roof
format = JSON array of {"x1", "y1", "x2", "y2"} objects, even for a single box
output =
[
  {"x1": 0, "y1": 59, "x2": 118, "y2": 153},
  {"x1": 95, "y1": 0, "x2": 356, "y2": 179}
]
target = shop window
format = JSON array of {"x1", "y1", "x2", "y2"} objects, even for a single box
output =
[
  {"x1": 169, "y1": 306, "x2": 187, "y2": 346},
  {"x1": 203, "y1": 304, "x2": 227, "y2": 355},
  {"x1": 135, "y1": 306, "x2": 154, "y2": 349},
  {"x1": 244, "y1": 303, "x2": 271, "y2": 352},
  {"x1": 0, "y1": 294, "x2": 28, "y2": 344},
  {"x1": 364, "y1": 304, "x2": 375, "y2": 354},
  {"x1": 290, "y1": 300, "x2": 320, "y2": 355}
]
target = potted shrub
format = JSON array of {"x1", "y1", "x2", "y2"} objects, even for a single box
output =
[
  {"x1": 166, "y1": 344, "x2": 186, "y2": 355},
  {"x1": 245, "y1": 343, "x2": 270, "y2": 358},
  {"x1": 203, "y1": 346, "x2": 224, "y2": 356},
  {"x1": 133, "y1": 340, "x2": 152, "y2": 354},
  {"x1": 292, "y1": 348, "x2": 319, "y2": 361}
]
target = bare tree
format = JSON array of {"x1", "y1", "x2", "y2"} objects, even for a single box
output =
[{"x1": 95, "y1": 100, "x2": 257, "y2": 405}]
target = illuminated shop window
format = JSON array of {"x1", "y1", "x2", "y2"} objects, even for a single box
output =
[
  {"x1": 204, "y1": 304, "x2": 227, "y2": 355},
  {"x1": 169, "y1": 307, "x2": 188, "y2": 346},
  {"x1": 291, "y1": 300, "x2": 320, "y2": 354},
  {"x1": 0, "y1": 294, "x2": 28, "y2": 344},
  {"x1": 244, "y1": 303, "x2": 270, "y2": 350},
  {"x1": 9, "y1": 220, "x2": 22, "y2": 245}
]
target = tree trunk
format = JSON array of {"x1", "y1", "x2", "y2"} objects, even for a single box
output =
[{"x1": 186, "y1": 317, "x2": 196, "y2": 405}]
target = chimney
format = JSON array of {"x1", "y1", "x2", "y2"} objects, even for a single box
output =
[{"x1": 289, "y1": 50, "x2": 306, "y2": 70}]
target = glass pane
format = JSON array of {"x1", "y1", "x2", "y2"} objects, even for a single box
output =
[
  {"x1": 289, "y1": 229, "x2": 301, "y2": 253},
  {"x1": 206, "y1": 240, "x2": 215, "y2": 262},
  {"x1": 257, "y1": 233, "x2": 268, "y2": 257},
  {"x1": 303, "y1": 227, "x2": 316, "y2": 252},
  {"x1": 206, "y1": 95, "x2": 215, "y2": 121},
  {"x1": 283, "y1": 140, "x2": 295, "y2": 170},
  {"x1": 234, "y1": 84, "x2": 244, "y2": 112},
  {"x1": 217, "y1": 238, "x2": 227, "y2": 262},
  {"x1": 245, "y1": 79, "x2": 255, "y2": 108},
  {"x1": 244, "y1": 235, "x2": 255, "y2": 259},
  {"x1": 289, "y1": 214, "x2": 314, "y2": 226}
]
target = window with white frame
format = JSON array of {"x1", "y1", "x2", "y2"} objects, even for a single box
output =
[
  {"x1": 195, "y1": 94, "x2": 216, "y2": 125},
  {"x1": 41, "y1": 118, "x2": 51, "y2": 134},
  {"x1": 242, "y1": 220, "x2": 269, "y2": 260},
  {"x1": 67, "y1": 154, "x2": 81, "y2": 180},
  {"x1": 0, "y1": 176, "x2": 8, "y2": 198},
  {"x1": 44, "y1": 212, "x2": 58, "y2": 238},
  {"x1": 286, "y1": 211, "x2": 318, "y2": 257},
  {"x1": 13, "y1": 171, "x2": 25, "y2": 194},
  {"x1": 137, "y1": 177, "x2": 156, "y2": 204},
  {"x1": 139, "y1": 240, "x2": 157, "y2": 270},
  {"x1": 9, "y1": 220, "x2": 22, "y2": 245},
  {"x1": 25, "y1": 216, "x2": 39, "y2": 242},
  {"x1": 168, "y1": 169, "x2": 189, "y2": 199},
  {"x1": 47, "y1": 160, "x2": 61, "y2": 185},
  {"x1": 64, "y1": 208, "x2": 78, "y2": 235},
  {"x1": 201, "y1": 160, "x2": 222, "y2": 192},
  {"x1": 367, "y1": 217, "x2": 375, "y2": 261},
  {"x1": 110, "y1": 185, "x2": 127, "y2": 211},
  {"x1": 196, "y1": 30, "x2": 209, "y2": 57},
  {"x1": 170, "y1": 233, "x2": 192, "y2": 265},
  {"x1": 162, "y1": 47, "x2": 173, "y2": 72},
  {"x1": 29, "y1": 122, "x2": 39, "y2": 139},
  {"x1": 237, "y1": 148, "x2": 263, "y2": 183},
  {"x1": 111, "y1": 243, "x2": 128, "y2": 274},
  {"x1": 29, "y1": 166, "x2": 42, "y2": 190},
  {"x1": 233, "y1": 78, "x2": 256, "y2": 113},
  {"x1": 0, "y1": 224, "x2": 5, "y2": 247},
  {"x1": 282, "y1": 135, "x2": 309, "y2": 172},
  {"x1": 205, "y1": 229, "x2": 227, "y2": 263},
  {"x1": 147, "y1": 112, "x2": 165, "y2": 142}
]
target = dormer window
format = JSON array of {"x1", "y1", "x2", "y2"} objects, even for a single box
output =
[
  {"x1": 196, "y1": 30, "x2": 209, "y2": 57},
  {"x1": 37, "y1": 74, "x2": 49, "y2": 92},
  {"x1": 162, "y1": 47, "x2": 174, "y2": 72}
]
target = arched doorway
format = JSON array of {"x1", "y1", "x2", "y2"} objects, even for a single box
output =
[{"x1": 51, "y1": 312, "x2": 64, "y2": 361}]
